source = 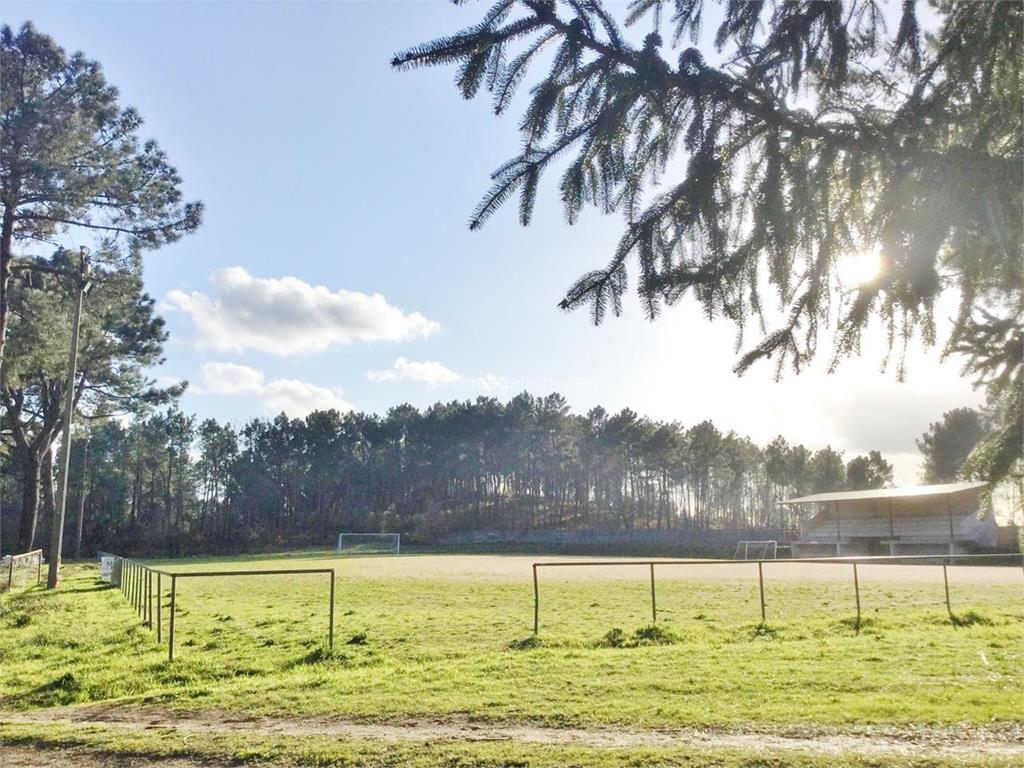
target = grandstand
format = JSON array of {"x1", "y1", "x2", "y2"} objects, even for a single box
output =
[{"x1": 782, "y1": 481, "x2": 997, "y2": 557}]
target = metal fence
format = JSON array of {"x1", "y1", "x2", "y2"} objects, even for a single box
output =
[
  {"x1": 1, "y1": 549, "x2": 43, "y2": 593},
  {"x1": 531, "y1": 552, "x2": 1024, "y2": 633},
  {"x1": 112, "y1": 557, "x2": 336, "y2": 661}
]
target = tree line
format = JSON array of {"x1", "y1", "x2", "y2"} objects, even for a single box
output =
[{"x1": 4, "y1": 393, "x2": 904, "y2": 557}]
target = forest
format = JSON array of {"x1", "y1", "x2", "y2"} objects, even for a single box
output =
[{"x1": 3, "y1": 388, "x2": 905, "y2": 557}]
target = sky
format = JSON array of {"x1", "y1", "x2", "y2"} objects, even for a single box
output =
[{"x1": 4, "y1": 1, "x2": 983, "y2": 484}]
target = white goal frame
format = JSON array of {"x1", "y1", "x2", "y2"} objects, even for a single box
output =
[
  {"x1": 734, "y1": 540, "x2": 778, "y2": 560},
  {"x1": 336, "y1": 533, "x2": 401, "y2": 555}
]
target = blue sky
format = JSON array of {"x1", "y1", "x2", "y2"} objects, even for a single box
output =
[{"x1": 5, "y1": 1, "x2": 981, "y2": 482}]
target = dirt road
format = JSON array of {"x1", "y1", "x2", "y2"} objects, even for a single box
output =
[{"x1": 2, "y1": 705, "x2": 1022, "y2": 762}]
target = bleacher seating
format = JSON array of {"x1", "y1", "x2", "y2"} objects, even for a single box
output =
[
  {"x1": 795, "y1": 510, "x2": 996, "y2": 556},
  {"x1": 784, "y1": 482, "x2": 999, "y2": 557}
]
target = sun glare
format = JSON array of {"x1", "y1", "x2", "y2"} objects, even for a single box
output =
[{"x1": 837, "y1": 247, "x2": 883, "y2": 287}]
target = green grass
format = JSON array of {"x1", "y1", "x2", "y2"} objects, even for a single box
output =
[{"x1": 0, "y1": 553, "x2": 1022, "y2": 766}]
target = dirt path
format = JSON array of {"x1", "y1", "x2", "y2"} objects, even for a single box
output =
[
  {"x1": 0, "y1": 745, "x2": 212, "y2": 768},
  {"x1": 3, "y1": 705, "x2": 1022, "y2": 759}
]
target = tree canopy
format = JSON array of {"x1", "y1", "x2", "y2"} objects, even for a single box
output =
[
  {"x1": 0, "y1": 22, "x2": 201, "y2": 379},
  {"x1": 4, "y1": 393, "x2": 899, "y2": 557},
  {"x1": 393, "y1": 0, "x2": 1022, "y2": 488},
  {"x1": 846, "y1": 449, "x2": 893, "y2": 490},
  {"x1": 1, "y1": 250, "x2": 178, "y2": 550},
  {"x1": 916, "y1": 406, "x2": 986, "y2": 484}
]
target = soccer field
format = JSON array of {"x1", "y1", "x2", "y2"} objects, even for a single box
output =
[{"x1": 1, "y1": 553, "x2": 1022, "y2": 767}]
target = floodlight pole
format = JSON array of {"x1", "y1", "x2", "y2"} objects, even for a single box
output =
[{"x1": 47, "y1": 249, "x2": 90, "y2": 590}]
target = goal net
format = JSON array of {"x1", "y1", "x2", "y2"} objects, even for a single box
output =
[
  {"x1": 734, "y1": 540, "x2": 778, "y2": 560},
  {"x1": 336, "y1": 533, "x2": 400, "y2": 555}
]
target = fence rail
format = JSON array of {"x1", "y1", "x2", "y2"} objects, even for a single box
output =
[
  {"x1": 531, "y1": 552, "x2": 1024, "y2": 633},
  {"x1": 110, "y1": 556, "x2": 335, "y2": 661},
  {"x1": 2, "y1": 549, "x2": 43, "y2": 592}
]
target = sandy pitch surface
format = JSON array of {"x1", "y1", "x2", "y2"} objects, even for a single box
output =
[{"x1": 314, "y1": 553, "x2": 1023, "y2": 585}]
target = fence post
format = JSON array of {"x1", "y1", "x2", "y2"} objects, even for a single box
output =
[
  {"x1": 37, "y1": 553, "x2": 41, "y2": 585},
  {"x1": 532, "y1": 564, "x2": 539, "y2": 634},
  {"x1": 853, "y1": 563, "x2": 861, "y2": 630},
  {"x1": 649, "y1": 562, "x2": 657, "y2": 624},
  {"x1": 156, "y1": 572, "x2": 162, "y2": 643},
  {"x1": 147, "y1": 569, "x2": 153, "y2": 628},
  {"x1": 8, "y1": 557, "x2": 13, "y2": 590},
  {"x1": 943, "y1": 563, "x2": 952, "y2": 619},
  {"x1": 167, "y1": 577, "x2": 178, "y2": 663},
  {"x1": 168, "y1": 575, "x2": 177, "y2": 662},
  {"x1": 328, "y1": 570, "x2": 335, "y2": 650},
  {"x1": 758, "y1": 561, "x2": 766, "y2": 623}
]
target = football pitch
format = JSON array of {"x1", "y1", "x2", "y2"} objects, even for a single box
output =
[{"x1": 1, "y1": 552, "x2": 1022, "y2": 767}]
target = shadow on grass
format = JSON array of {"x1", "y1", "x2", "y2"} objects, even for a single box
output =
[
  {"x1": 751, "y1": 622, "x2": 780, "y2": 640},
  {"x1": 508, "y1": 635, "x2": 545, "y2": 651},
  {"x1": 595, "y1": 624, "x2": 681, "y2": 648},
  {"x1": 949, "y1": 610, "x2": 994, "y2": 627},
  {"x1": 24, "y1": 671, "x2": 83, "y2": 707},
  {"x1": 61, "y1": 583, "x2": 114, "y2": 595},
  {"x1": 836, "y1": 616, "x2": 881, "y2": 635},
  {"x1": 287, "y1": 646, "x2": 354, "y2": 668}
]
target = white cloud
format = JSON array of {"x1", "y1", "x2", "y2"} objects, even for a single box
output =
[
  {"x1": 367, "y1": 357, "x2": 460, "y2": 385},
  {"x1": 365, "y1": 358, "x2": 512, "y2": 395},
  {"x1": 167, "y1": 267, "x2": 439, "y2": 355},
  {"x1": 197, "y1": 362, "x2": 266, "y2": 394},
  {"x1": 197, "y1": 362, "x2": 352, "y2": 417},
  {"x1": 259, "y1": 379, "x2": 353, "y2": 416}
]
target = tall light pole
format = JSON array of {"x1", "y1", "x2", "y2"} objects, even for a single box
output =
[{"x1": 47, "y1": 248, "x2": 90, "y2": 589}]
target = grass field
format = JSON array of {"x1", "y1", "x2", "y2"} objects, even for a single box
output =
[{"x1": 1, "y1": 552, "x2": 1022, "y2": 767}]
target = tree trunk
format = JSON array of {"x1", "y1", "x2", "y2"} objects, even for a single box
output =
[
  {"x1": 0, "y1": 203, "x2": 16, "y2": 383},
  {"x1": 74, "y1": 439, "x2": 89, "y2": 560},
  {"x1": 41, "y1": 446, "x2": 56, "y2": 525},
  {"x1": 17, "y1": 449, "x2": 41, "y2": 552}
]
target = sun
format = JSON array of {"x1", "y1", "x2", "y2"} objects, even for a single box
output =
[{"x1": 837, "y1": 246, "x2": 883, "y2": 288}]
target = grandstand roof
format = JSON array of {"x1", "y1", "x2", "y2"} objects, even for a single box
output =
[{"x1": 781, "y1": 481, "x2": 988, "y2": 506}]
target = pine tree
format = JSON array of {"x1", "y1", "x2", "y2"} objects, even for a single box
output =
[
  {"x1": 393, "y1": 0, "x2": 1022, "y2": 487},
  {"x1": 0, "y1": 23, "x2": 201, "y2": 381},
  {"x1": 917, "y1": 407, "x2": 987, "y2": 484},
  {"x1": 809, "y1": 446, "x2": 846, "y2": 493},
  {"x1": 846, "y1": 450, "x2": 893, "y2": 490},
  {"x1": 1, "y1": 250, "x2": 179, "y2": 551}
]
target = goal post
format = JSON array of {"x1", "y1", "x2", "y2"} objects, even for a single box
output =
[
  {"x1": 336, "y1": 533, "x2": 401, "y2": 555},
  {"x1": 734, "y1": 540, "x2": 778, "y2": 560}
]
